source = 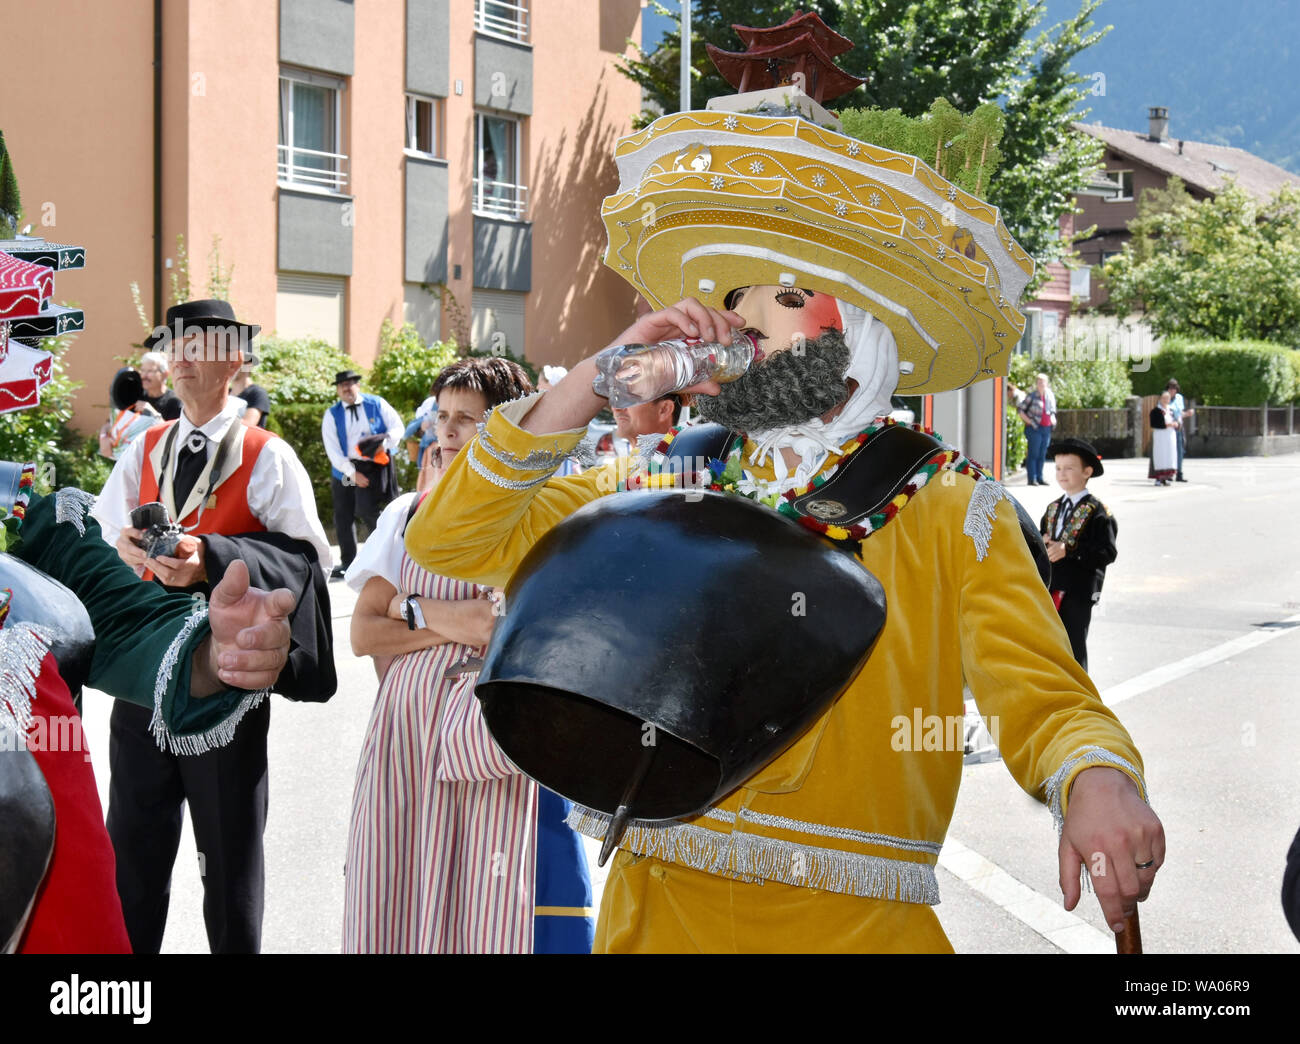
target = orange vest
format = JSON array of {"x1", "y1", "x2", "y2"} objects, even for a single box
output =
[{"x1": 139, "y1": 421, "x2": 273, "y2": 579}]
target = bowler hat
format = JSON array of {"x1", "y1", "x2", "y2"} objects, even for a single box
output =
[
  {"x1": 334, "y1": 370, "x2": 363, "y2": 386},
  {"x1": 1047, "y1": 436, "x2": 1104, "y2": 477},
  {"x1": 109, "y1": 367, "x2": 144, "y2": 410},
  {"x1": 143, "y1": 299, "x2": 260, "y2": 352}
]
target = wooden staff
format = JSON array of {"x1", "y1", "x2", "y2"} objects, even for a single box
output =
[{"x1": 1115, "y1": 908, "x2": 1142, "y2": 954}]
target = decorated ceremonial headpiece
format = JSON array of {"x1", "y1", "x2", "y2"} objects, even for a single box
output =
[
  {"x1": 600, "y1": 13, "x2": 1033, "y2": 396},
  {"x1": 0, "y1": 237, "x2": 85, "y2": 415}
]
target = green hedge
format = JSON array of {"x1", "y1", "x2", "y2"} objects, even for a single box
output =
[
  {"x1": 1130, "y1": 339, "x2": 1300, "y2": 405},
  {"x1": 267, "y1": 403, "x2": 335, "y2": 532},
  {"x1": 256, "y1": 335, "x2": 356, "y2": 408},
  {"x1": 1008, "y1": 352, "x2": 1133, "y2": 408},
  {"x1": 367, "y1": 320, "x2": 461, "y2": 417},
  {"x1": 1004, "y1": 403, "x2": 1027, "y2": 471}
]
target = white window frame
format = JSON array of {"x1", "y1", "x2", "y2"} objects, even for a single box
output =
[
  {"x1": 404, "y1": 94, "x2": 443, "y2": 159},
  {"x1": 475, "y1": 0, "x2": 530, "y2": 44},
  {"x1": 278, "y1": 67, "x2": 349, "y2": 194},
  {"x1": 473, "y1": 111, "x2": 528, "y2": 221},
  {"x1": 1103, "y1": 169, "x2": 1134, "y2": 203}
]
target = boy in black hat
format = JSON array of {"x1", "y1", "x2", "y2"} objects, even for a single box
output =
[{"x1": 1040, "y1": 437, "x2": 1118, "y2": 671}]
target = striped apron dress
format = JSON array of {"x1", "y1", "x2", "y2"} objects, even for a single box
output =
[{"x1": 342, "y1": 552, "x2": 537, "y2": 953}]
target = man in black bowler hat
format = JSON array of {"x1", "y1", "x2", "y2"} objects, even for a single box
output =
[
  {"x1": 321, "y1": 369, "x2": 404, "y2": 579},
  {"x1": 1040, "y1": 437, "x2": 1118, "y2": 671},
  {"x1": 91, "y1": 298, "x2": 333, "y2": 954}
]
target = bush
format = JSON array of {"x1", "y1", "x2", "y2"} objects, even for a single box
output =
[
  {"x1": 1129, "y1": 339, "x2": 1299, "y2": 405},
  {"x1": 368, "y1": 320, "x2": 461, "y2": 417},
  {"x1": 256, "y1": 335, "x2": 357, "y2": 408},
  {"x1": 1004, "y1": 403, "x2": 1027, "y2": 471},
  {"x1": 1008, "y1": 350, "x2": 1133, "y2": 409},
  {"x1": 267, "y1": 403, "x2": 335, "y2": 532}
]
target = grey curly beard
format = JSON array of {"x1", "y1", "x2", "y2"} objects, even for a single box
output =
[{"x1": 694, "y1": 328, "x2": 852, "y2": 433}]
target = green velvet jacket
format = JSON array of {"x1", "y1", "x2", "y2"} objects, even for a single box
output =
[{"x1": 5, "y1": 488, "x2": 263, "y2": 754}]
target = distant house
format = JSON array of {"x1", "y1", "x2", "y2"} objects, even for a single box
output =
[{"x1": 1023, "y1": 106, "x2": 1300, "y2": 344}]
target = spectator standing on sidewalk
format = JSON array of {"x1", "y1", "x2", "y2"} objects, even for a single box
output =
[
  {"x1": 1018, "y1": 372, "x2": 1056, "y2": 486},
  {"x1": 1166, "y1": 378, "x2": 1193, "y2": 482},
  {"x1": 1149, "y1": 391, "x2": 1179, "y2": 486}
]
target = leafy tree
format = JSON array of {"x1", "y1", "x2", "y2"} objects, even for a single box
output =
[
  {"x1": 621, "y1": 0, "x2": 1109, "y2": 288},
  {"x1": 0, "y1": 129, "x2": 21, "y2": 238},
  {"x1": 255, "y1": 334, "x2": 356, "y2": 407},
  {"x1": 368, "y1": 319, "x2": 461, "y2": 417},
  {"x1": 1101, "y1": 179, "x2": 1300, "y2": 345}
]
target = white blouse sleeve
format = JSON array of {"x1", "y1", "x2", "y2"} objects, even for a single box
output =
[{"x1": 344, "y1": 491, "x2": 418, "y2": 592}]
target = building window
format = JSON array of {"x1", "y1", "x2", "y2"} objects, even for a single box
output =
[
  {"x1": 278, "y1": 69, "x2": 348, "y2": 192},
  {"x1": 1069, "y1": 265, "x2": 1092, "y2": 298},
  {"x1": 405, "y1": 95, "x2": 443, "y2": 158},
  {"x1": 475, "y1": 0, "x2": 529, "y2": 43},
  {"x1": 276, "y1": 273, "x2": 347, "y2": 349},
  {"x1": 1104, "y1": 170, "x2": 1134, "y2": 202},
  {"x1": 474, "y1": 112, "x2": 527, "y2": 220}
]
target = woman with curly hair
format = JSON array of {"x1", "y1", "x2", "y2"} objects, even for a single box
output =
[{"x1": 342, "y1": 357, "x2": 591, "y2": 953}]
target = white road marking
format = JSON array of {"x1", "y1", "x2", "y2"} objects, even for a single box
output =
[
  {"x1": 939, "y1": 838, "x2": 1114, "y2": 953},
  {"x1": 943, "y1": 615, "x2": 1300, "y2": 952},
  {"x1": 1100, "y1": 611, "x2": 1300, "y2": 707}
]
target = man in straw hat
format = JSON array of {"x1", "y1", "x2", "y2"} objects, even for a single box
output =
[{"x1": 405, "y1": 14, "x2": 1163, "y2": 952}]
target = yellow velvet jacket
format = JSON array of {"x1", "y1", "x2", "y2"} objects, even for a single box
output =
[{"x1": 405, "y1": 394, "x2": 1148, "y2": 907}]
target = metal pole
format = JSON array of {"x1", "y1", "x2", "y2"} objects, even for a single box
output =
[{"x1": 680, "y1": 0, "x2": 692, "y2": 112}]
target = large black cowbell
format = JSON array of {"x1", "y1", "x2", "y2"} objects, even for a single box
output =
[{"x1": 475, "y1": 489, "x2": 887, "y2": 834}]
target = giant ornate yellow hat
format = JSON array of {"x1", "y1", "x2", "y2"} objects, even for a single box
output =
[{"x1": 601, "y1": 104, "x2": 1034, "y2": 395}]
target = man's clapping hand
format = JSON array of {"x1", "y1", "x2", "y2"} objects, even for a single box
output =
[{"x1": 194, "y1": 560, "x2": 296, "y2": 696}]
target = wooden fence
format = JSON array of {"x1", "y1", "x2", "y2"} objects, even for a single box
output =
[{"x1": 1049, "y1": 398, "x2": 1299, "y2": 457}]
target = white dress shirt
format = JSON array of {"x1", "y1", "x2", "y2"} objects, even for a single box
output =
[
  {"x1": 92, "y1": 397, "x2": 332, "y2": 570},
  {"x1": 1052, "y1": 488, "x2": 1089, "y2": 539},
  {"x1": 320, "y1": 395, "x2": 405, "y2": 480}
]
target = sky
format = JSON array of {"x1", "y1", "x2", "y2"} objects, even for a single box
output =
[{"x1": 638, "y1": 1, "x2": 1298, "y2": 171}]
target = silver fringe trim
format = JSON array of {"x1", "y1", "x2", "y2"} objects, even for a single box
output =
[
  {"x1": 1041, "y1": 745, "x2": 1150, "y2": 833},
  {"x1": 699, "y1": 806, "x2": 944, "y2": 855},
  {"x1": 54, "y1": 487, "x2": 97, "y2": 535},
  {"x1": 0, "y1": 623, "x2": 55, "y2": 735},
  {"x1": 634, "y1": 433, "x2": 662, "y2": 465},
  {"x1": 571, "y1": 431, "x2": 602, "y2": 468},
  {"x1": 963, "y1": 476, "x2": 1010, "y2": 561},
  {"x1": 568, "y1": 806, "x2": 940, "y2": 904},
  {"x1": 465, "y1": 440, "x2": 557, "y2": 490},
  {"x1": 475, "y1": 428, "x2": 570, "y2": 473},
  {"x1": 148, "y1": 603, "x2": 269, "y2": 756}
]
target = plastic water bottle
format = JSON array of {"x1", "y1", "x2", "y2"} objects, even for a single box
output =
[{"x1": 592, "y1": 331, "x2": 757, "y2": 408}]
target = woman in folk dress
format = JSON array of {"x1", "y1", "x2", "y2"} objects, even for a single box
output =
[
  {"x1": 1148, "y1": 390, "x2": 1180, "y2": 486},
  {"x1": 342, "y1": 358, "x2": 540, "y2": 953}
]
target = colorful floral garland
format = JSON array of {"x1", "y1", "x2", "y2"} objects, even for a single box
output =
[
  {"x1": 645, "y1": 420, "x2": 996, "y2": 546},
  {"x1": 0, "y1": 462, "x2": 36, "y2": 554}
]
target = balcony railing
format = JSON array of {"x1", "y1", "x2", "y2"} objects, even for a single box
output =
[
  {"x1": 277, "y1": 144, "x2": 349, "y2": 192},
  {"x1": 473, "y1": 178, "x2": 528, "y2": 220},
  {"x1": 475, "y1": 0, "x2": 529, "y2": 43}
]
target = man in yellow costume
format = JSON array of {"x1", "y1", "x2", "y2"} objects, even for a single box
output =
[{"x1": 405, "y1": 26, "x2": 1163, "y2": 953}]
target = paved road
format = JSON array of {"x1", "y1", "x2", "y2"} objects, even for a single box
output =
[{"x1": 79, "y1": 452, "x2": 1300, "y2": 953}]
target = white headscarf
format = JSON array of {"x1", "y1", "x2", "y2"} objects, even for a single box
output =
[{"x1": 746, "y1": 301, "x2": 900, "y2": 490}]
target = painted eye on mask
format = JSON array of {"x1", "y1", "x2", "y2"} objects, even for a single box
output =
[{"x1": 775, "y1": 290, "x2": 807, "y2": 309}]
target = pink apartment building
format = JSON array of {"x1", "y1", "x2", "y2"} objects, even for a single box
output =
[{"x1": 0, "y1": 0, "x2": 647, "y2": 431}]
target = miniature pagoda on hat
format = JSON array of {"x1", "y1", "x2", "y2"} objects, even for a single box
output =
[{"x1": 705, "y1": 9, "x2": 865, "y2": 106}]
